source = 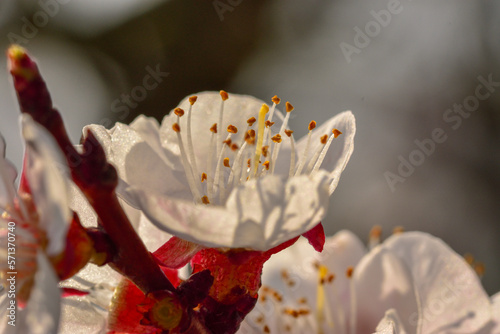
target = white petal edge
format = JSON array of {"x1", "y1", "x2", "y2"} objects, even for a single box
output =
[
  {"x1": 21, "y1": 114, "x2": 72, "y2": 256},
  {"x1": 127, "y1": 170, "x2": 330, "y2": 250},
  {"x1": 383, "y1": 232, "x2": 492, "y2": 333},
  {"x1": 354, "y1": 246, "x2": 419, "y2": 334}
]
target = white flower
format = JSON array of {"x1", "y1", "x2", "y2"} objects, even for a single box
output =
[
  {"x1": 85, "y1": 91, "x2": 355, "y2": 250},
  {"x1": 239, "y1": 230, "x2": 499, "y2": 334},
  {"x1": 0, "y1": 115, "x2": 72, "y2": 334}
]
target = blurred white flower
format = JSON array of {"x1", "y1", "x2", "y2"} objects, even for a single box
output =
[
  {"x1": 0, "y1": 115, "x2": 72, "y2": 334},
  {"x1": 86, "y1": 91, "x2": 355, "y2": 251},
  {"x1": 239, "y1": 230, "x2": 499, "y2": 334}
]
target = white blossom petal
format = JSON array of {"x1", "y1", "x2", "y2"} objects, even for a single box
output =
[
  {"x1": 21, "y1": 115, "x2": 71, "y2": 256},
  {"x1": 160, "y1": 92, "x2": 289, "y2": 175},
  {"x1": 0, "y1": 134, "x2": 18, "y2": 211},
  {"x1": 354, "y1": 247, "x2": 419, "y2": 334},
  {"x1": 295, "y1": 111, "x2": 355, "y2": 194},
  {"x1": 383, "y1": 232, "x2": 492, "y2": 333},
  {"x1": 20, "y1": 253, "x2": 61, "y2": 334},
  {"x1": 127, "y1": 170, "x2": 330, "y2": 250}
]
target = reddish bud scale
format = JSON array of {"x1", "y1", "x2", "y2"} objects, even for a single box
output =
[{"x1": 49, "y1": 214, "x2": 93, "y2": 280}]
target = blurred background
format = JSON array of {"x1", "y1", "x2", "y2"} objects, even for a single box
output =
[{"x1": 0, "y1": 0, "x2": 498, "y2": 294}]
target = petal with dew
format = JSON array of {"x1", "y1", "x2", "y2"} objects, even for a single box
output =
[
  {"x1": 21, "y1": 114, "x2": 71, "y2": 256},
  {"x1": 383, "y1": 232, "x2": 492, "y2": 333}
]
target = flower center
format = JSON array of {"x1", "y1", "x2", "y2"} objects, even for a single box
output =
[{"x1": 171, "y1": 91, "x2": 343, "y2": 206}]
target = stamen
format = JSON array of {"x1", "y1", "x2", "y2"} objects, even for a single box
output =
[
  {"x1": 252, "y1": 104, "x2": 270, "y2": 177},
  {"x1": 262, "y1": 146, "x2": 269, "y2": 157},
  {"x1": 294, "y1": 121, "x2": 316, "y2": 176},
  {"x1": 393, "y1": 226, "x2": 404, "y2": 235},
  {"x1": 262, "y1": 97, "x2": 278, "y2": 147},
  {"x1": 213, "y1": 134, "x2": 232, "y2": 204},
  {"x1": 285, "y1": 130, "x2": 296, "y2": 178},
  {"x1": 206, "y1": 125, "x2": 218, "y2": 202},
  {"x1": 247, "y1": 117, "x2": 257, "y2": 126},
  {"x1": 201, "y1": 196, "x2": 210, "y2": 205},
  {"x1": 311, "y1": 128, "x2": 343, "y2": 175},
  {"x1": 227, "y1": 141, "x2": 248, "y2": 187},
  {"x1": 186, "y1": 98, "x2": 201, "y2": 194},
  {"x1": 306, "y1": 134, "x2": 328, "y2": 174},
  {"x1": 217, "y1": 91, "x2": 228, "y2": 160},
  {"x1": 346, "y1": 267, "x2": 356, "y2": 334},
  {"x1": 316, "y1": 265, "x2": 335, "y2": 333},
  {"x1": 172, "y1": 123, "x2": 201, "y2": 203},
  {"x1": 174, "y1": 108, "x2": 184, "y2": 117},
  {"x1": 271, "y1": 134, "x2": 282, "y2": 143},
  {"x1": 227, "y1": 124, "x2": 238, "y2": 134},
  {"x1": 369, "y1": 225, "x2": 382, "y2": 250},
  {"x1": 272, "y1": 95, "x2": 281, "y2": 105},
  {"x1": 269, "y1": 102, "x2": 293, "y2": 174},
  {"x1": 474, "y1": 262, "x2": 485, "y2": 278}
]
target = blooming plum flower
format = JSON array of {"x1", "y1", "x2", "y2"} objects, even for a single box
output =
[
  {"x1": 86, "y1": 91, "x2": 355, "y2": 250},
  {"x1": 239, "y1": 230, "x2": 499, "y2": 334}
]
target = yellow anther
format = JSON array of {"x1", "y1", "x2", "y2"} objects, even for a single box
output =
[
  {"x1": 189, "y1": 96, "x2": 197, "y2": 105},
  {"x1": 262, "y1": 146, "x2": 269, "y2": 157},
  {"x1": 333, "y1": 128, "x2": 342, "y2": 138},
  {"x1": 284, "y1": 129, "x2": 294, "y2": 137},
  {"x1": 247, "y1": 117, "x2": 257, "y2": 126},
  {"x1": 320, "y1": 134, "x2": 328, "y2": 144},
  {"x1": 271, "y1": 134, "x2": 282, "y2": 143},
  {"x1": 230, "y1": 143, "x2": 239, "y2": 151},
  {"x1": 272, "y1": 95, "x2": 281, "y2": 104},
  {"x1": 172, "y1": 123, "x2": 181, "y2": 132},
  {"x1": 308, "y1": 120, "x2": 317, "y2": 131},
  {"x1": 393, "y1": 226, "x2": 404, "y2": 234},
  {"x1": 265, "y1": 120, "x2": 275, "y2": 128},
  {"x1": 223, "y1": 157, "x2": 230, "y2": 168},
  {"x1": 210, "y1": 123, "x2": 218, "y2": 133},
  {"x1": 201, "y1": 196, "x2": 210, "y2": 204},
  {"x1": 201, "y1": 173, "x2": 207, "y2": 182},
  {"x1": 220, "y1": 90, "x2": 229, "y2": 101},
  {"x1": 227, "y1": 124, "x2": 238, "y2": 133},
  {"x1": 346, "y1": 266, "x2": 354, "y2": 278},
  {"x1": 285, "y1": 101, "x2": 294, "y2": 112},
  {"x1": 263, "y1": 161, "x2": 270, "y2": 170},
  {"x1": 174, "y1": 108, "x2": 185, "y2": 117}
]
